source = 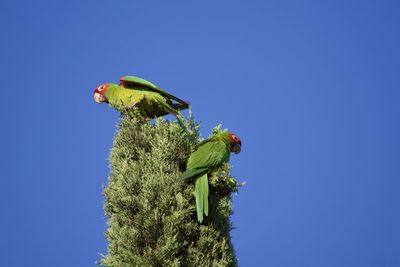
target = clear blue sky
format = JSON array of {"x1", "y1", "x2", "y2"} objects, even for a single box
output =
[{"x1": 1, "y1": 1, "x2": 399, "y2": 266}]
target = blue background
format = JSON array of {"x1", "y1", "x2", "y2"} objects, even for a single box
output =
[{"x1": 1, "y1": 1, "x2": 399, "y2": 266}]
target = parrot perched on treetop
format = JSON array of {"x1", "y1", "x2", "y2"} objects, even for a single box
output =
[
  {"x1": 179, "y1": 132, "x2": 242, "y2": 223},
  {"x1": 93, "y1": 76, "x2": 189, "y2": 118}
]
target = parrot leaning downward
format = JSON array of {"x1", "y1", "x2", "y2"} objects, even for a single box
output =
[
  {"x1": 179, "y1": 132, "x2": 242, "y2": 223},
  {"x1": 93, "y1": 76, "x2": 189, "y2": 118}
]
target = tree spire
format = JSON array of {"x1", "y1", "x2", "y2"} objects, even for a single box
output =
[{"x1": 100, "y1": 113, "x2": 239, "y2": 266}]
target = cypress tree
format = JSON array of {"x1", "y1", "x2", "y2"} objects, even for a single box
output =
[{"x1": 99, "y1": 111, "x2": 240, "y2": 267}]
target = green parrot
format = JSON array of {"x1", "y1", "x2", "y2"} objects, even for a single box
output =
[
  {"x1": 179, "y1": 132, "x2": 242, "y2": 223},
  {"x1": 93, "y1": 76, "x2": 189, "y2": 118}
]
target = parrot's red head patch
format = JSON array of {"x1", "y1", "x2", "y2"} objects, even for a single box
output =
[
  {"x1": 229, "y1": 133, "x2": 242, "y2": 154},
  {"x1": 94, "y1": 84, "x2": 110, "y2": 94},
  {"x1": 93, "y1": 84, "x2": 110, "y2": 103}
]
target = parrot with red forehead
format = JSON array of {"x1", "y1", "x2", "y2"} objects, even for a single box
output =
[
  {"x1": 179, "y1": 132, "x2": 242, "y2": 223},
  {"x1": 93, "y1": 76, "x2": 189, "y2": 118}
]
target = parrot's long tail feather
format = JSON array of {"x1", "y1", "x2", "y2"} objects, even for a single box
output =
[
  {"x1": 202, "y1": 174, "x2": 209, "y2": 217},
  {"x1": 195, "y1": 174, "x2": 209, "y2": 223}
]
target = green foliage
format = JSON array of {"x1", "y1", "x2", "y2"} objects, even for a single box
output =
[{"x1": 100, "y1": 111, "x2": 239, "y2": 267}]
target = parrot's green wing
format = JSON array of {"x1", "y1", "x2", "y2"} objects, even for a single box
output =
[
  {"x1": 119, "y1": 75, "x2": 159, "y2": 90},
  {"x1": 187, "y1": 140, "x2": 230, "y2": 170},
  {"x1": 119, "y1": 76, "x2": 190, "y2": 111},
  {"x1": 179, "y1": 139, "x2": 229, "y2": 180}
]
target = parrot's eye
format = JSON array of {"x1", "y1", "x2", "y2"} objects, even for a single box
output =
[
  {"x1": 233, "y1": 135, "x2": 238, "y2": 141},
  {"x1": 98, "y1": 85, "x2": 105, "y2": 91}
]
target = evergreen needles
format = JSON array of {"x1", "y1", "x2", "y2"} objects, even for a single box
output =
[{"x1": 100, "y1": 112, "x2": 239, "y2": 267}]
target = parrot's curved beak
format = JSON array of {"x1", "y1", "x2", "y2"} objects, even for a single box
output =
[
  {"x1": 231, "y1": 143, "x2": 241, "y2": 154},
  {"x1": 94, "y1": 92, "x2": 106, "y2": 103}
]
